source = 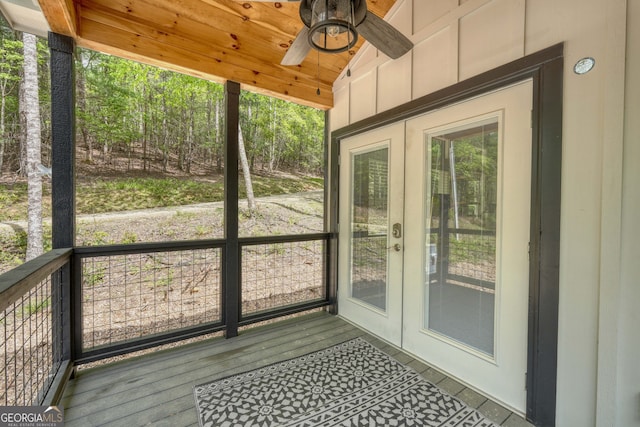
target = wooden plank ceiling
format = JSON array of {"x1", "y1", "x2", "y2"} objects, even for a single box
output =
[{"x1": 38, "y1": 0, "x2": 398, "y2": 109}]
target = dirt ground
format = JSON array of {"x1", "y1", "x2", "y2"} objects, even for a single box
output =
[{"x1": 1, "y1": 191, "x2": 327, "y2": 405}]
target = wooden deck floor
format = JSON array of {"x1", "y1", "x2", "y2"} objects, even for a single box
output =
[{"x1": 61, "y1": 312, "x2": 533, "y2": 426}]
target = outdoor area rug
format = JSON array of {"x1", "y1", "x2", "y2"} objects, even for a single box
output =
[{"x1": 193, "y1": 337, "x2": 499, "y2": 427}]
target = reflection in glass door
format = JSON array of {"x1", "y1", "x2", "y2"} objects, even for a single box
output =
[
  {"x1": 426, "y1": 119, "x2": 498, "y2": 356},
  {"x1": 350, "y1": 147, "x2": 389, "y2": 311}
]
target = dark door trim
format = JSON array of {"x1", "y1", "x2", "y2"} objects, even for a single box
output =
[{"x1": 329, "y1": 43, "x2": 563, "y2": 426}]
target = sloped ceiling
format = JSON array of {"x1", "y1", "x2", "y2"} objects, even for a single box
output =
[{"x1": 34, "y1": 0, "x2": 399, "y2": 109}]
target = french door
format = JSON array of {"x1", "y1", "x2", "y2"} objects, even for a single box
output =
[
  {"x1": 338, "y1": 122, "x2": 405, "y2": 346},
  {"x1": 338, "y1": 81, "x2": 533, "y2": 413}
]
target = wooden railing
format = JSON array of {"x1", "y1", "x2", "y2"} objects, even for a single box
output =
[
  {"x1": 0, "y1": 249, "x2": 73, "y2": 406},
  {"x1": 0, "y1": 232, "x2": 332, "y2": 404},
  {"x1": 72, "y1": 233, "x2": 331, "y2": 363}
]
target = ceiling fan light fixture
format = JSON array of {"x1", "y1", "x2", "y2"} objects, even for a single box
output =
[{"x1": 308, "y1": 0, "x2": 358, "y2": 53}]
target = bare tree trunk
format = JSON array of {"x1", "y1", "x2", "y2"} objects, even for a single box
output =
[
  {"x1": 142, "y1": 85, "x2": 148, "y2": 171},
  {"x1": 215, "y1": 98, "x2": 222, "y2": 172},
  {"x1": 18, "y1": 79, "x2": 27, "y2": 177},
  {"x1": 186, "y1": 99, "x2": 194, "y2": 173},
  {"x1": 22, "y1": 33, "x2": 43, "y2": 260},
  {"x1": 162, "y1": 114, "x2": 169, "y2": 172},
  {"x1": 161, "y1": 92, "x2": 169, "y2": 172},
  {"x1": 76, "y1": 53, "x2": 92, "y2": 163},
  {"x1": 206, "y1": 95, "x2": 213, "y2": 170},
  {"x1": 238, "y1": 124, "x2": 255, "y2": 213},
  {"x1": 0, "y1": 80, "x2": 7, "y2": 174}
]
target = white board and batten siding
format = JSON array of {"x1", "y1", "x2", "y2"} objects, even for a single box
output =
[{"x1": 330, "y1": 1, "x2": 639, "y2": 426}]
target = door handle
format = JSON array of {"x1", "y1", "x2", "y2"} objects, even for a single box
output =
[{"x1": 388, "y1": 243, "x2": 401, "y2": 252}]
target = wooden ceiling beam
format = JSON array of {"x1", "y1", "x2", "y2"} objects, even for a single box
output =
[
  {"x1": 78, "y1": 3, "x2": 335, "y2": 93},
  {"x1": 193, "y1": 0, "x2": 359, "y2": 75},
  {"x1": 37, "y1": 0, "x2": 78, "y2": 36},
  {"x1": 83, "y1": 0, "x2": 299, "y2": 54},
  {"x1": 80, "y1": 0, "x2": 339, "y2": 81}
]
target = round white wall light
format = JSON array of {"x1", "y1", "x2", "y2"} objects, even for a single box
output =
[{"x1": 574, "y1": 57, "x2": 595, "y2": 75}]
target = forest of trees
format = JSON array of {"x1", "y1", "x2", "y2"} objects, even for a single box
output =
[
  {"x1": 0, "y1": 20, "x2": 325, "y2": 180},
  {"x1": 0, "y1": 18, "x2": 326, "y2": 267},
  {"x1": 0, "y1": 23, "x2": 50, "y2": 178},
  {"x1": 74, "y1": 50, "x2": 325, "y2": 177}
]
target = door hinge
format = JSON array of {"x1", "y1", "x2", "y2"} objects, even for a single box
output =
[{"x1": 525, "y1": 372, "x2": 528, "y2": 391}]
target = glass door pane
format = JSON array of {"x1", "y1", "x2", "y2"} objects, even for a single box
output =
[
  {"x1": 426, "y1": 118, "x2": 498, "y2": 356},
  {"x1": 350, "y1": 147, "x2": 389, "y2": 311}
]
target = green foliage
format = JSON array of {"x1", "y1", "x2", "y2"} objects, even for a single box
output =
[
  {"x1": 121, "y1": 231, "x2": 138, "y2": 244},
  {"x1": 84, "y1": 265, "x2": 106, "y2": 287},
  {"x1": 239, "y1": 91, "x2": 324, "y2": 174},
  {"x1": 20, "y1": 297, "x2": 50, "y2": 318},
  {"x1": 156, "y1": 270, "x2": 174, "y2": 287},
  {"x1": 76, "y1": 178, "x2": 224, "y2": 214},
  {"x1": 195, "y1": 225, "x2": 211, "y2": 236},
  {"x1": 0, "y1": 183, "x2": 26, "y2": 216},
  {"x1": 173, "y1": 211, "x2": 197, "y2": 220},
  {"x1": 0, "y1": 225, "x2": 51, "y2": 271},
  {"x1": 86, "y1": 231, "x2": 111, "y2": 246},
  {"x1": 269, "y1": 243, "x2": 286, "y2": 256},
  {"x1": 241, "y1": 175, "x2": 323, "y2": 199},
  {"x1": 0, "y1": 183, "x2": 53, "y2": 221},
  {"x1": 0, "y1": 230, "x2": 27, "y2": 269},
  {"x1": 43, "y1": 224, "x2": 52, "y2": 253},
  {"x1": 0, "y1": 35, "x2": 23, "y2": 84},
  {"x1": 0, "y1": 21, "x2": 52, "y2": 176},
  {"x1": 76, "y1": 52, "x2": 229, "y2": 174},
  {"x1": 74, "y1": 175, "x2": 322, "y2": 217}
]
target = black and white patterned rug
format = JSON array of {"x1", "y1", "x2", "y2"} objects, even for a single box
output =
[{"x1": 193, "y1": 338, "x2": 499, "y2": 426}]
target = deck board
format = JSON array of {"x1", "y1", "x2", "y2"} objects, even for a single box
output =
[
  {"x1": 62, "y1": 313, "x2": 365, "y2": 426},
  {"x1": 64, "y1": 312, "x2": 339, "y2": 400},
  {"x1": 61, "y1": 312, "x2": 532, "y2": 426}
]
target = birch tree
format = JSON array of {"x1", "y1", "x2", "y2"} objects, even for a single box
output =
[{"x1": 22, "y1": 32, "x2": 42, "y2": 260}]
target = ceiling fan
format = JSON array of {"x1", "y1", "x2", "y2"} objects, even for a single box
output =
[{"x1": 237, "y1": 0, "x2": 413, "y2": 66}]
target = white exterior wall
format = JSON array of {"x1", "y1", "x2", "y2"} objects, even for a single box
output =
[
  {"x1": 329, "y1": 1, "x2": 637, "y2": 425},
  {"x1": 618, "y1": 2, "x2": 640, "y2": 426}
]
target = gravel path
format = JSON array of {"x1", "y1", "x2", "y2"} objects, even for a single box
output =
[{"x1": 0, "y1": 191, "x2": 324, "y2": 246}]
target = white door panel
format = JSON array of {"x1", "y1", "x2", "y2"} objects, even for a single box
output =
[
  {"x1": 403, "y1": 81, "x2": 532, "y2": 413},
  {"x1": 338, "y1": 122, "x2": 405, "y2": 346}
]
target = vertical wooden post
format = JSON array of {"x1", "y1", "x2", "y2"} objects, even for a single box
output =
[
  {"x1": 326, "y1": 114, "x2": 338, "y2": 314},
  {"x1": 49, "y1": 32, "x2": 76, "y2": 362},
  {"x1": 224, "y1": 81, "x2": 240, "y2": 338}
]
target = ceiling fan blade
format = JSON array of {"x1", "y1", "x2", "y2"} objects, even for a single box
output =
[
  {"x1": 357, "y1": 11, "x2": 413, "y2": 59},
  {"x1": 281, "y1": 26, "x2": 311, "y2": 66}
]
